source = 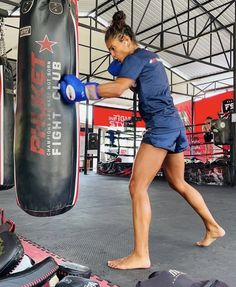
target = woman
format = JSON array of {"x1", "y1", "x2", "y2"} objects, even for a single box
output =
[
  {"x1": 102, "y1": 11, "x2": 225, "y2": 270},
  {"x1": 61, "y1": 10, "x2": 225, "y2": 270}
]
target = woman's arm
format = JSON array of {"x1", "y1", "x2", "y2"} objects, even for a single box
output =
[
  {"x1": 60, "y1": 75, "x2": 135, "y2": 104},
  {"x1": 97, "y1": 77, "x2": 135, "y2": 98}
]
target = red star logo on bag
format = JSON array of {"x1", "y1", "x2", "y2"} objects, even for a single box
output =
[{"x1": 36, "y1": 35, "x2": 57, "y2": 53}]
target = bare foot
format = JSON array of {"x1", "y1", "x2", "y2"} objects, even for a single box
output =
[
  {"x1": 107, "y1": 253, "x2": 151, "y2": 270},
  {"x1": 196, "y1": 226, "x2": 225, "y2": 247}
]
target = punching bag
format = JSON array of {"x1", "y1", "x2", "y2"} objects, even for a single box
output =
[
  {"x1": 15, "y1": 0, "x2": 80, "y2": 216},
  {"x1": 0, "y1": 56, "x2": 14, "y2": 190}
]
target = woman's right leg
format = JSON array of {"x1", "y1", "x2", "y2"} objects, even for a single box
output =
[{"x1": 107, "y1": 143, "x2": 167, "y2": 270}]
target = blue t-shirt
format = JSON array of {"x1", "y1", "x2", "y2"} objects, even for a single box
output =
[{"x1": 118, "y1": 48, "x2": 184, "y2": 131}]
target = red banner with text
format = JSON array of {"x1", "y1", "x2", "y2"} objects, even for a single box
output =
[{"x1": 93, "y1": 106, "x2": 145, "y2": 128}]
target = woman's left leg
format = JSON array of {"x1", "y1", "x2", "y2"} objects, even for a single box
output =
[
  {"x1": 108, "y1": 143, "x2": 168, "y2": 269},
  {"x1": 162, "y1": 152, "x2": 225, "y2": 246}
]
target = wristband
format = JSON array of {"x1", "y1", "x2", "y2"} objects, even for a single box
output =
[{"x1": 84, "y1": 82, "x2": 101, "y2": 100}]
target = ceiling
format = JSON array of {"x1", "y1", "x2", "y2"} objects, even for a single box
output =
[{"x1": 0, "y1": 0, "x2": 234, "y2": 109}]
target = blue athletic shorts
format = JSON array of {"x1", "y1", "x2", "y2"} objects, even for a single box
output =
[{"x1": 142, "y1": 127, "x2": 189, "y2": 153}]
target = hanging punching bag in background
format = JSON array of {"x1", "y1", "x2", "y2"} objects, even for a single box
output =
[
  {"x1": 15, "y1": 0, "x2": 80, "y2": 216},
  {"x1": 0, "y1": 57, "x2": 14, "y2": 190}
]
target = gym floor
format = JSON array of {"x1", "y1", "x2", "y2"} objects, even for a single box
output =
[{"x1": 0, "y1": 173, "x2": 235, "y2": 287}]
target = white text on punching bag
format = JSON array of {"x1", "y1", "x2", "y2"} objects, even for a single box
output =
[
  {"x1": 51, "y1": 62, "x2": 62, "y2": 156},
  {"x1": 52, "y1": 112, "x2": 62, "y2": 155},
  {"x1": 52, "y1": 62, "x2": 61, "y2": 100}
]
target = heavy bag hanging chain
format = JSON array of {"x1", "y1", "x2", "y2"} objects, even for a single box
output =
[{"x1": 0, "y1": 18, "x2": 6, "y2": 57}]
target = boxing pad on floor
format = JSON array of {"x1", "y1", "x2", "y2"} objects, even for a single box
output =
[
  {"x1": 0, "y1": 231, "x2": 24, "y2": 276},
  {"x1": 136, "y1": 270, "x2": 229, "y2": 287},
  {"x1": 0, "y1": 257, "x2": 58, "y2": 287},
  {"x1": 15, "y1": 0, "x2": 80, "y2": 216},
  {"x1": 0, "y1": 57, "x2": 14, "y2": 190},
  {"x1": 55, "y1": 276, "x2": 100, "y2": 287},
  {"x1": 57, "y1": 261, "x2": 91, "y2": 281}
]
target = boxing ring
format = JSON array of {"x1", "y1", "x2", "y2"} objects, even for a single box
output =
[{"x1": 96, "y1": 113, "x2": 232, "y2": 187}]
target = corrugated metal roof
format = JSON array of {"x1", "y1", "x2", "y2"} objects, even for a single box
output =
[
  {"x1": 0, "y1": 0, "x2": 20, "y2": 14},
  {"x1": 0, "y1": 0, "x2": 234, "y2": 102},
  {"x1": 93, "y1": 0, "x2": 234, "y2": 98}
]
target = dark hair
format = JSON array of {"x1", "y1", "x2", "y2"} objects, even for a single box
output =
[{"x1": 105, "y1": 11, "x2": 136, "y2": 43}]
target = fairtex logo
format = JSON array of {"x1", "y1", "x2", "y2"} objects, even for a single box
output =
[
  {"x1": 36, "y1": 35, "x2": 58, "y2": 53},
  {"x1": 168, "y1": 270, "x2": 185, "y2": 285}
]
